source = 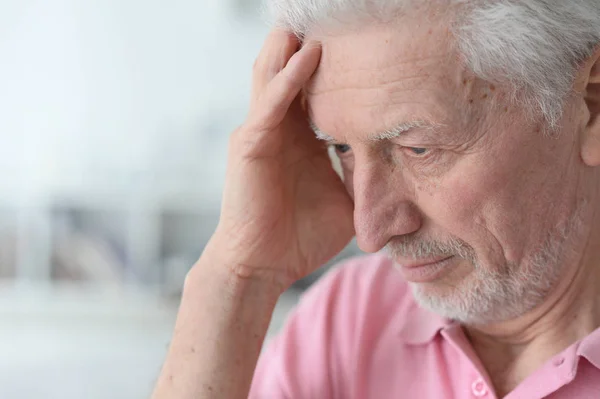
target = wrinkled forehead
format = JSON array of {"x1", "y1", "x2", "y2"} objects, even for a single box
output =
[{"x1": 304, "y1": 22, "x2": 482, "y2": 139}]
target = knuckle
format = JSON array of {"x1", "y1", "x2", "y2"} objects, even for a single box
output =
[
  {"x1": 229, "y1": 131, "x2": 264, "y2": 159},
  {"x1": 229, "y1": 125, "x2": 244, "y2": 142},
  {"x1": 228, "y1": 129, "x2": 249, "y2": 154},
  {"x1": 242, "y1": 116, "x2": 273, "y2": 138},
  {"x1": 230, "y1": 123, "x2": 261, "y2": 146}
]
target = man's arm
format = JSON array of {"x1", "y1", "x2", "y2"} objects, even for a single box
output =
[
  {"x1": 151, "y1": 29, "x2": 354, "y2": 399},
  {"x1": 151, "y1": 254, "x2": 282, "y2": 398}
]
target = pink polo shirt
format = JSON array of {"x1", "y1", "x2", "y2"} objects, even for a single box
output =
[{"x1": 249, "y1": 254, "x2": 600, "y2": 398}]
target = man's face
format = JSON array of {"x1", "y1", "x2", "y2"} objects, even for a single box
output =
[{"x1": 306, "y1": 21, "x2": 590, "y2": 323}]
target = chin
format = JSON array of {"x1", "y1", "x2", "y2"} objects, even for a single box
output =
[
  {"x1": 408, "y1": 266, "x2": 550, "y2": 325},
  {"x1": 410, "y1": 282, "x2": 490, "y2": 324}
]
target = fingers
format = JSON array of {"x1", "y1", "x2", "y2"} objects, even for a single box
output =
[
  {"x1": 249, "y1": 42, "x2": 322, "y2": 131},
  {"x1": 251, "y1": 29, "x2": 300, "y2": 102}
]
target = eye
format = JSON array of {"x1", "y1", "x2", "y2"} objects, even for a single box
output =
[
  {"x1": 334, "y1": 144, "x2": 352, "y2": 155},
  {"x1": 406, "y1": 147, "x2": 428, "y2": 156}
]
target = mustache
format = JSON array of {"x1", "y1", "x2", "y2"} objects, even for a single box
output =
[{"x1": 385, "y1": 234, "x2": 476, "y2": 262}]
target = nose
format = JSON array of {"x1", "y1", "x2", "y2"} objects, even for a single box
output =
[{"x1": 351, "y1": 160, "x2": 422, "y2": 253}]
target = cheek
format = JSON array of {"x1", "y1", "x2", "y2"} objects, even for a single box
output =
[{"x1": 419, "y1": 165, "x2": 528, "y2": 266}]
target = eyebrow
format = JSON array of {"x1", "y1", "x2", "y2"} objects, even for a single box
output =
[{"x1": 309, "y1": 120, "x2": 441, "y2": 143}]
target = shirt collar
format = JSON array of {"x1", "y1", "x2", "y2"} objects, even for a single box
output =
[
  {"x1": 398, "y1": 299, "x2": 453, "y2": 345},
  {"x1": 398, "y1": 301, "x2": 600, "y2": 371},
  {"x1": 576, "y1": 325, "x2": 600, "y2": 370},
  {"x1": 397, "y1": 289, "x2": 600, "y2": 378}
]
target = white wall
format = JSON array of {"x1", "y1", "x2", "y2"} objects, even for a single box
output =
[
  {"x1": 0, "y1": 0, "x2": 270, "y2": 282},
  {"x1": 0, "y1": 0, "x2": 267, "y2": 207},
  {"x1": 0, "y1": 2, "x2": 284, "y2": 398}
]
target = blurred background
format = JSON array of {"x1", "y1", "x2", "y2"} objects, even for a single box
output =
[{"x1": 0, "y1": 1, "x2": 360, "y2": 398}]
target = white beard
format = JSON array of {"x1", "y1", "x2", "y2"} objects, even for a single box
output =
[{"x1": 390, "y1": 202, "x2": 586, "y2": 325}]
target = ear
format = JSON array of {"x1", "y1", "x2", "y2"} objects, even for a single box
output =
[{"x1": 581, "y1": 49, "x2": 600, "y2": 166}]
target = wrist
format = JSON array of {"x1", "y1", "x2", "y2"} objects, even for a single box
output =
[
  {"x1": 193, "y1": 237, "x2": 294, "y2": 294},
  {"x1": 156, "y1": 239, "x2": 284, "y2": 399},
  {"x1": 185, "y1": 248, "x2": 288, "y2": 305}
]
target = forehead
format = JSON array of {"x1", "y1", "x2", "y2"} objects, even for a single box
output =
[{"x1": 305, "y1": 21, "x2": 478, "y2": 140}]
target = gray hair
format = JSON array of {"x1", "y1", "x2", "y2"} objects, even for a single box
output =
[{"x1": 266, "y1": 0, "x2": 600, "y2": 127}]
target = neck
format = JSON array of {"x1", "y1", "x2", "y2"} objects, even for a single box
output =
[{"x1": 465, "y1": 208, "x2": 600, "y2": 397}]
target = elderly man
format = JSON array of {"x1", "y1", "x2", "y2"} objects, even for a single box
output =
[{"x1": 152, "y1": 1, "x2": 600, "y2": 398}]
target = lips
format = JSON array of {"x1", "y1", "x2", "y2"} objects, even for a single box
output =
[
  {"x1": 394, "y1": 255, "x2": 456, "y2": 283},
  {"x1": 394, "y1": 255, "x2": 454, "y2": 269}
]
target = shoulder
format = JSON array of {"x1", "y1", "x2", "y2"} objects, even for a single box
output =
[
  {"x1": 250, "y1": 253, "x2": 436, "y2": 398},
  {"x1": 296, "y1": 253, "x2": 415, "y2": 330},
  {"x1": 290, "y1": 254, "x2": 421, "y2": 359}
]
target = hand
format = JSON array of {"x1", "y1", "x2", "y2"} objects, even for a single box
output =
[{"x1": 205, "y1": 30, "x2": 354, "y2": 288}]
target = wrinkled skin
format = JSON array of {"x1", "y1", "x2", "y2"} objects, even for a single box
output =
[
  {"x1": 305, "y1": 20, "x2": 600, "y2": 395},
  {"x1": 306, "y1": 20, "x2": 598, "y2": 316}
]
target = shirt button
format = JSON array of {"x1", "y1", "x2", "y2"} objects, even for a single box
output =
[
  {"x1": 553, "y1": 356, "x2": 565, "y2": 367},
  {"x1": 471, "y1": 378, "x2": 488, "y2": 397}
]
